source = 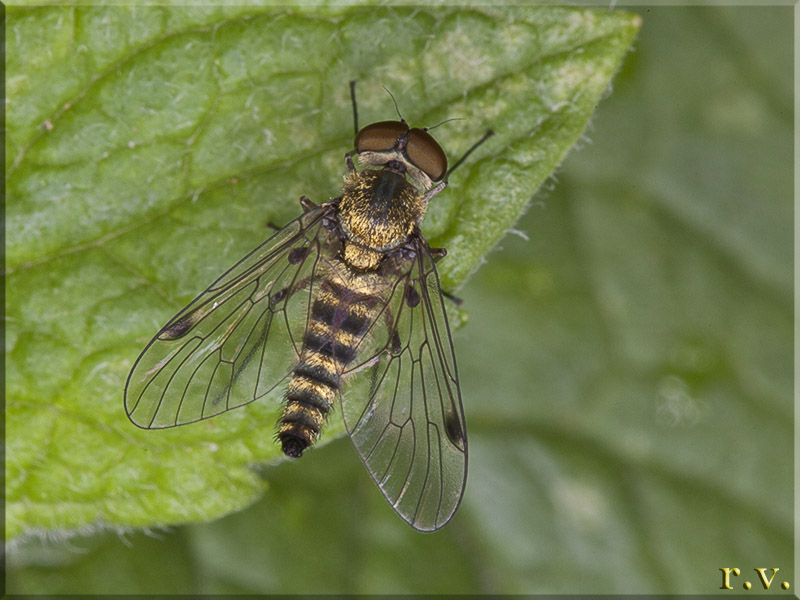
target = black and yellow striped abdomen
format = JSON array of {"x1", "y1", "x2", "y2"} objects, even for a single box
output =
[{"x1": 278, "y1": 265, "x2": 384, "y2": 458}]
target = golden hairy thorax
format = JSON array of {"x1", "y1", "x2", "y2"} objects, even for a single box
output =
[{"x1": 337, "y1": 168, "x2": 427, "y2": 271}]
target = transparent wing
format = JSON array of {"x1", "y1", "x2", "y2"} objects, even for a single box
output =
[
  {"x1": 124, "y1": 203, "x2": 334, "y2": 428},
  {"x1": 340, "y1": 239, "x2": 467, "y2": 532}
]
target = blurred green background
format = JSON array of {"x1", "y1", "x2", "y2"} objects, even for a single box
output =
[{"x1": 7, "y1": 5, "x2": 792, "y2": 595}]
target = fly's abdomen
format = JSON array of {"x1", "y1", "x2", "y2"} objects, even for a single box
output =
[{"x1": 278, "y1": 278, "x2": 375, "y2": 458}]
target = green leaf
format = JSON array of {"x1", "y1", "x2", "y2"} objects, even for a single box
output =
[{"x1": 7, "y1": 4, "x2": 639, "y2": 545}]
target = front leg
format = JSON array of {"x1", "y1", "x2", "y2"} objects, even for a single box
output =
[
  {"x1": 267, "y1": 196, "x2": 318, "y2": 231},
  {"x1": 300, "y1": 195, "x2": 318, "y2": 212}
]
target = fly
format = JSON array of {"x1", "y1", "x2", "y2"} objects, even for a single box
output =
[{"x1": 125, "y1": 81, "x2": 493, "y2": 532}]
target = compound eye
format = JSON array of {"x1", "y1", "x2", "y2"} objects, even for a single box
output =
[
  {"x1": 355, "y1": 121, "x2": 409, "y2": 153},
  {"x1": 407, "y1": 128, "x2": 447, "y2": 181}
]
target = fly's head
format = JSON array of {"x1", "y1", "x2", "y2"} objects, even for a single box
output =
[{"x1": 354, "y1": 120, "x2": 447, "y2": 192}]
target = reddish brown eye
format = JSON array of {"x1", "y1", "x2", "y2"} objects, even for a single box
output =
[
  {"x1": 355, "y1": 121, "x2": 409, "y2": 153},
  {"x1": 354, "y1": 120, "x2": 448, "y2": 182},
  {"x1": 407, "y1": 128, "x2": 447, "y2": 181}
]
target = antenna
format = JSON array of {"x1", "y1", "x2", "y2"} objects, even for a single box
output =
[
  {"x1": 425, "y1": 117, "x2": 464, "y2": 132},
  {"x1": 381, "y1": 85, "x2": 405, "y2": 123}
]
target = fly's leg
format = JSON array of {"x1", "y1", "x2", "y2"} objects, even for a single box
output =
[
  {"x1": 299, "y1": 196, "x2": 317, "y2": 212},
  {"x1": 268, "y1": 196, "x2": 319, "y2": 231},
  {"x1": 429, "y1": 247, "x2": 463, "y2": 306},
  {"x1": 444, "y1": 129, "x2": 495, "y2": 180},
  {"x1": 442, "y1": 290, "x2": 463, "y2": 307}
]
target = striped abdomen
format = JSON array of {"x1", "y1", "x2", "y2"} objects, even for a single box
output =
[{"x1": 278, "y1": 277, "x2": 378, "y2": 458}]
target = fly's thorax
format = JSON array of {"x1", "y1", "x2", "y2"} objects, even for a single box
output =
[{"x1": 337, "y1": 169, "x2": 426, "y2": 270}]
